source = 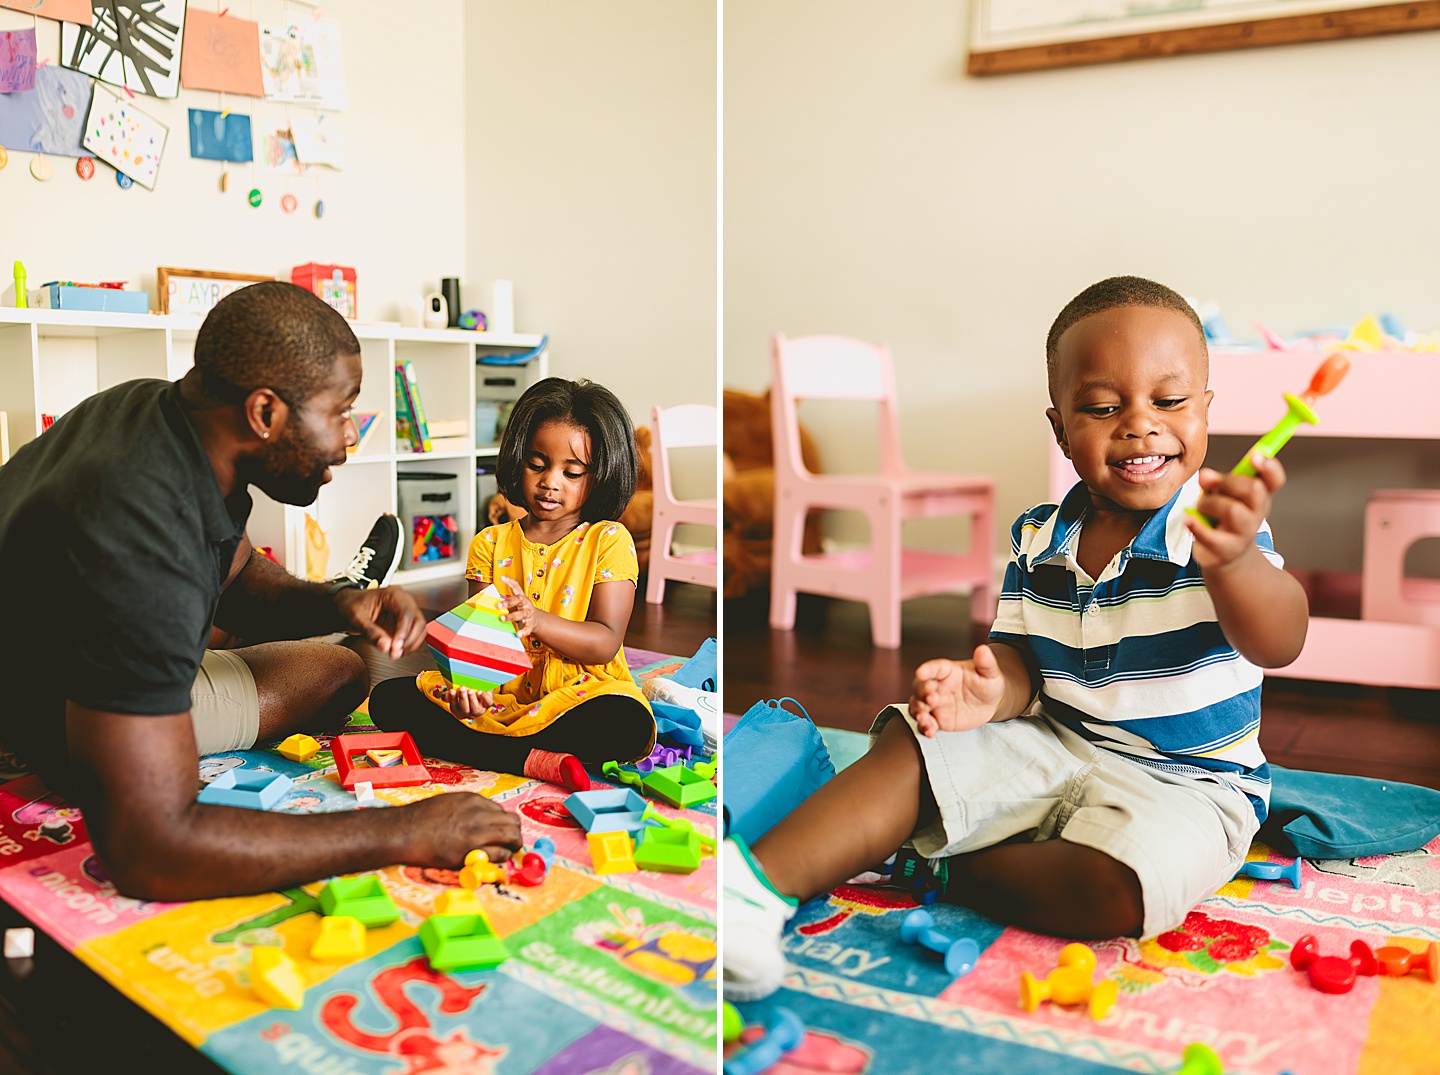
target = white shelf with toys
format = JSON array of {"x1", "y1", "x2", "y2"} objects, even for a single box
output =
[{"x1": 0, "y1": 308, "x2": 548, "y2": 586}]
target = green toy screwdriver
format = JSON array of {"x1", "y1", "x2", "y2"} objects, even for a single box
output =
[{"x1": 1188, "y1": 352, "x2": 1350, "y2": 527}]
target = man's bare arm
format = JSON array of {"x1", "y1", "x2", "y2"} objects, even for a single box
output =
[{"x1": 68, "y1": 704, "x2": 521, "y2": 901}]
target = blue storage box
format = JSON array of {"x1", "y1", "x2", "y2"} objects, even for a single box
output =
[{"x1": 32, "y1": 284, "x2": 149, "y2": 314}]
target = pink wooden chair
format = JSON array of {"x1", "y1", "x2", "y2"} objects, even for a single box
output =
[
  {"x1": 645, "y1": 403, "x2": 718, "y2": 604},
  {"x1": 768, "y1": 333, "x2": 996, "y2": 648}
]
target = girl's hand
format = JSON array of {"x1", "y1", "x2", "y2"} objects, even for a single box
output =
[
  {"x1": 908, "y1": 645, "x2": 1007, "y2": 737},
  {"x1": 431, "y1": 683, "x2": 495, "y2": 716},
  {"x1": 496, "y1": 576, "x2": 540, "y2": 637},
  {"x1": 1187, "y1": 453, "x2": 1286, "y2": 573}
]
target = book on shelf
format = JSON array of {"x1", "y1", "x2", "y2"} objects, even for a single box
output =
[
  {"x1": 346, "y1": 411, "x2": 379, "y2": 455},
  {"x1": 395, "y1": 362, "x2": 432, "y2": 453},
  {"x1": 393, "y1": 364, "x2": 432, "y2": 453}
]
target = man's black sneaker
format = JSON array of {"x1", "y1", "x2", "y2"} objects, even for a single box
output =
[{"x1": 330, "y1": 513, "x2": 404, "y2": 590}]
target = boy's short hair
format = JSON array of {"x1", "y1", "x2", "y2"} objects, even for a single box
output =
[
  {"x1": 1045, "y1": 276, "x2": 1207, "y2": 400},
  {"x1": 496, "y1": 377, "x2": 638, "y2": 523},
  {"x1": 194, "y1": 281, "x2": 360, "y2": 408}
]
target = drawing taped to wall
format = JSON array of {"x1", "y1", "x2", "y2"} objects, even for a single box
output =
[
  {"x1": 82, "y1": 82, "x2": 167, "y2": 189},
  {"x1": 188, "y1": 108, "x2": 252, "y2": 164},
  {"x1": 0, "y1": 28, "x2": 38, "y2": 94},
  {"x1": 259, "y1": 19, "x2": 345, "y2": 110},
  {"x1": 0, "y1": 0, "x2": 90, "y2": 23},
  {"x1": 62, "y1": 0, "x2": 188, "y2": 99},
  {"x1": 179, "y1": 8, "x2": 263, "y2": 97},
  {"x1": 290, "y1": 114, "x2": 344, "y2": 170},
  {"x1": 264, "y1": 126, "x2": 301, "y2": 174},
  {"x1": 0, "y1": 66, "x2": 91, "y2": 157}
]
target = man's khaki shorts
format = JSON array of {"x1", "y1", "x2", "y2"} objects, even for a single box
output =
[{"x1": 191, "y1": 650, "x2": 260, "y2": 754}]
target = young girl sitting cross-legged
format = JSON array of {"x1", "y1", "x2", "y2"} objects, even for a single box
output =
[{"x1": 369, "y1": 377, "x2": 656, "y2": 791}]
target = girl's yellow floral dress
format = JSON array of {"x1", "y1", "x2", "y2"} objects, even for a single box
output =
[{"x1": 414, "y1": 519, "x2": 653, "y2": 752}]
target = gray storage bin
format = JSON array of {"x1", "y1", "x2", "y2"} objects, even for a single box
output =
[{"x1": 398, "y1": 471, "x2": 460, "y2": 564}]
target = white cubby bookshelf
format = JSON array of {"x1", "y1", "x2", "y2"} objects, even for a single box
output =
[{"x1": 0, "y1": 308, "x2": 548, "y2": 585}]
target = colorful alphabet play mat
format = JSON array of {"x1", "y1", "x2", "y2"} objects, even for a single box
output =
[
  {"x1": 726, "y1": 728, "x2": 1440, "y2": 1075},
  {"x1": 0, "y1": 649, "x2": 716, "y2": 1075}
]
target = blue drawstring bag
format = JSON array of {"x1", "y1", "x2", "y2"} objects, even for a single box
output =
[
  {"x1": 671, "y1": 638, "x2": 716, "y2": 692},
  {"x1": 722, "y1": 697, "x2": 836, "y2": 845}
]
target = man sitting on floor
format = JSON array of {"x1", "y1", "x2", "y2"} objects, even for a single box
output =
[{"x1": 0, "y1": 281, "x2": 521, "y2": 901}]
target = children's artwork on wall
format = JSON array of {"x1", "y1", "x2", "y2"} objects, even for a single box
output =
[
  {"x1": 187, "y1": 108, "x2": 252, "y2": 163},
  {"x1": 264, "y1": 125, "x2": 301, "y2": 174},
  {"x1": 290, "y1": 114, "x2": 344, "y2": 170},
  {"x1": 0, "y1": 65, "x2": 90, "y2": 156},
  {"x1": 179, "y1": 8, "x2": 263, "y2": 97},
  {"x1": 82, "y1": 82, "x2": 167, "y2": 189},
  {"x1": 61, "y1": 0, "x2": 187, "y2": 99},
  {"x1": 258, "y1": 19, "x2": 345, "y2": 110},
  {"x1": 0, "y1": 0, "x2": 90, "y2": 23},
  {"x1": 0, "y1": 28, "x2": 38, "y2": 93}
]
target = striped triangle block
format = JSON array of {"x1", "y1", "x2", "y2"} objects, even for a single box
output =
[{"x1": 425, "y1": 585, "x2": 531, "y2": 691}]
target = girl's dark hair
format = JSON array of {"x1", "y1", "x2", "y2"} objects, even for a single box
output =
[{"x1": 496, "y1": 377, "x2": 638, "y2": 522}]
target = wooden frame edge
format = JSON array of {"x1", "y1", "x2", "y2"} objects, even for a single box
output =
[
  {"x1": 156, "y1": 267, "x2": 275, "y2": 315},
  {"x1": 968, "y1": 0, "x2": 1440, "y2": 75}
]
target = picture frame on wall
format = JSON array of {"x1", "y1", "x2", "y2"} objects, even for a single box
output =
[
  {"x1": 968, "y1": 0, "x2": 1440, "y2": 75},
  {"x1": 157, "y1": 267, "x2": 274, "y2": 317}
]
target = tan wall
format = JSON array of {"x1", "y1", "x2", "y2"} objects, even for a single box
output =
[
  {"x1": 725, "y1": 0, "x2": 1440, "y2": 565},
  {"x1": 465, "y1": 1, "x2": 718, "y2": 438}
]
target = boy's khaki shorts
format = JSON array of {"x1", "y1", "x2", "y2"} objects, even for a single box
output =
[
  {"x1": 870, "y1": 704, "x2": 1261, "y2": 938},
  {"x1": 191, "y1": 650, "x2": 261, "y2": 755}
]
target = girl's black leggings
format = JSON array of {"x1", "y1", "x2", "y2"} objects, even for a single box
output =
[{"x1": 367, "y1": 676, "x2": 655, "y2": 774}]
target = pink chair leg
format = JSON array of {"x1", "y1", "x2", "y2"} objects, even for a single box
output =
[
  {"x1": 869, "y1": 597, "x2": 902, "y2": 649},
  {"x1": 869, "y1": 507, "x2": 903, "y2": 649},
  {"x1": 645, "y1": 518, "x2": 670, "y2": 604}
]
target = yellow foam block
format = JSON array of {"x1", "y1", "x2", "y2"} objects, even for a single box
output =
[
  {"x1": 310, "y1": 916, "x2": 366, "y2": 962},
  {"x1": 277, "y1": 734, "x2": 321, "y2": 762},
  {"x1": 250, "y1": 946, "x2": 305, "y2": 1010},
  {"x1": 587, "y1": 830, "x2": 637, "y2": 874},
  {"x1": 435, "y1": 889, "x2": 485, "y2": 915}
]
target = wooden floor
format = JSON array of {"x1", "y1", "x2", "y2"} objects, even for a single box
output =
[
  {"x1": 724, "y1": 590, "x2": 1440, "y2": 791},
  {"x1": 0, "y1": 576, "x2": 716, "y2": 1075}
]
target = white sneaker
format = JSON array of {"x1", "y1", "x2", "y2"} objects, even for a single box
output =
[
  {"x1": 722, "y1": 837, "x2": 798, "y2": 1001},
  {"x1": 643, "y1": 676, "x2": 718, "y2": 718}
]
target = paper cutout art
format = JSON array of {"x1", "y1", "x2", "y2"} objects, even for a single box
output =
[
  {"x1": 83, "y1": 82, "x2": 167, "y2": 189},
  {"x1": 0, "y1": 66, "x2": 90, "y2": 157},
  {"x1": 0, "y1": 0, "x2": 90, "y2": 24},
  {"x1": 264, "y1": 125, "x2": 301, "y2": 174},
  {"x1": 0, "y1": 28, "x2": 37, "y2": 93},
  {"x1": 179, "y1": 9, "x2": 262, "y2": 97},
  {"x1": 187, "y1": 108, "x2": 252, "y2": 163},
  {"x1": 290, "y1": 114, "x2": 344, "y2": 170},
  {"x1": 62, "y1": 0, "x2": 187, "y2": 99},
  {"x1": 259, "y1": 19, "x2": 345, "y2": 110}
]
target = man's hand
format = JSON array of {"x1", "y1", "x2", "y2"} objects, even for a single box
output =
[
  {"x1": 401, "y1": 792, "x2": 522, "y2": 865},
  {"x1": 334, "y1": 586, "x2": 426, "y2": 659},
  {"x1": 908, "y1": 644, "x2": 1007, "y2": 738},
  {"x1": 1187, "y1": 453, "x2": 1286, "y2": 572}
]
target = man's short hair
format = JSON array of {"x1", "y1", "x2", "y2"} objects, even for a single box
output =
[
  {"x1": 193, "y1": 281, "x2": 360, "y2": 407},
  {"x1": 496, "y1": 377, "x2": 638, "y2": 523},
  {"x1": 1045, "y1": 276, "x2": 1207, "y2": 399}
]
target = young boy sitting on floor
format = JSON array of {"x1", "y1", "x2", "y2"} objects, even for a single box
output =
[{"x1": 723, "y1": 275, "x2": 1310, "y2": 1000}]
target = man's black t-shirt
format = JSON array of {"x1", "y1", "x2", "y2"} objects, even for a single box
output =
[{"x1": 0, "y1": 380, "x2": 251, "y2": 778}]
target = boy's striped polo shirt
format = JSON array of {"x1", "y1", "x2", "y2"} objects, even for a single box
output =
[{"x1": 989, "y1": 473, "x2": 1282, "y2": 822}]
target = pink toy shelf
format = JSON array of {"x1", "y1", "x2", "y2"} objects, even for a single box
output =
[{"x1": 1046, "y1": 349, "x2": 1440, "y2": 690}]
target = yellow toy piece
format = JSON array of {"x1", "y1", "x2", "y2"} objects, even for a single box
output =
[
  {"x1": 310, "y1": 916, "x2": 366, "y2": 962},
  {"x1": 459, "y1": 849, "x2": 506, "y2": 888},
  {"x1": 365, "y1": 748, "x2": 404, "y2": 767},
  {"x1": 587, "y1": 830, "x2": 637, "y2": 874},
  {"x1": 1019, "y1": 943, "x2": 1118, "y2": 1020},
  {"x1": 1336, "y1": 314, "x2": 1384, "y2": 352},
  {"x1": 250, "y1": 946, "x2": 305, "y2": 1010},
  {"x1": 435, "y1": 889, "x2": 486, "y2": 915},
  {"x1": 277, "y1": 733, "x2": 321, "y2": 762}
]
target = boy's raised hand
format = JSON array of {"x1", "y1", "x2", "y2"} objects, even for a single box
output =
[
  {"x1": 1187, "y1": 453, "x2": 1286, "y2": 572},
  {"x1": 908, "y1": 644, "x2": 1006, "y2": 738}
]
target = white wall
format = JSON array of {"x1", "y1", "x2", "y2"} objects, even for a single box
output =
[
  {"x1": 0, "y1": 0, "x2": 466, "y2": 323},
  {"x1": 725, "y1": 1, "x2": 1440, "y2": 566},
  {"x1": 464, "y1": 1, "x2": 718, "y2": 433}
]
